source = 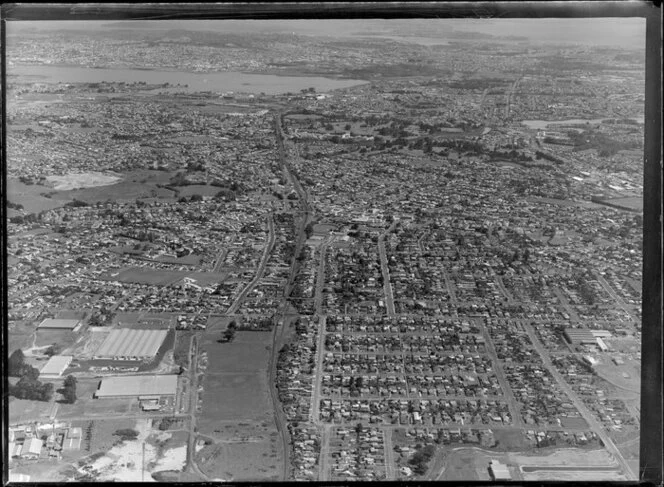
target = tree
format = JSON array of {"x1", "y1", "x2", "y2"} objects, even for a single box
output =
[
  {"x1": 8, "y1": 349, "x2": 26, "y2": 376},
  {"x1": 222, "y1": 327, "x2": 236, "y2": 343},
  {"x1": 61, "y1": 375, "x2": 77, "y2": 404},
  {"x1": 113, "y1": 428, "x2": 139, "y2": 441}
]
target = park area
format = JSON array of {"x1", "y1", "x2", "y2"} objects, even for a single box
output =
[{"x1": 195, "y1": 330, "x2": 284, "y2": 481}]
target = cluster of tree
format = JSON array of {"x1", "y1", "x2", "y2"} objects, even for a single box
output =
[
  {"x1": 177, "y1": 193, "x2": 204, "y2": 204},
  {"x1": 111, "y1": 133, "x2": 141, "y2": 141},
  {"x1": 214, "y1": 188, "x2": 237, "y2": 202},
  {"x1": 573, "y1": 272, "x2": 599, "y2": 306},
  {"x1": 58, "y1": 375, "x2": 77, "y2": 404},
  {"x1": 118, "y1": 228, "x2": 158, "y2": 242},
  {"x1": 488, "y1": 149, "x2": 534, "y2": 163},
  {"x1": 219, "y1": 321, "x2": 237, "y2": 343},
  {"x1": 64, "y1": 198, "x2": 90, "y2": 208},
  {"x1": 113, "y1": 428, "x2": 139, "y2": 442},
  {"x1": 304, "y1": 221, "x2": 316, "y2": 239},
  {"x1": 408, "y1": 443, "x2": 437, "y2": 475},
  {"x1": 43, "y1": 343, "x2": 61, "y2": 357},
  {"x1": 8, "y1": 349, "x2": 54, "y2": 402},
  {"x1": 88, "y1": 309, "x2": 115, "y2": 327},
  {"x1": 168, "y1": 172, "x2": 196, "y2": 187},
  {"x1": 9, "y1": 212, "x2": 40, "y2": 225},
  {"x1": 535, "y1": 151, "x2": 565, "y2": 164},
  {"x1": 348, "y1": 376, "x2": 365, "y2": 397},
  {"x1": 570, "y1": 130, "x2": 640, "y2": 158},
  {"x1": 7, "y1": 201, "x2": 24, "y2": 210}
]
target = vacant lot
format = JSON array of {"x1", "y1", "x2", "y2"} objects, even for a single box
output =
[
  {"x1": 35, "y1": 329, "x2": 79, "y2": 349},
  {"x1": 438, "y1": 447, "x2": 494, "y2": 481},
  {"x1": 493, "y1": 429, "x2": 533, "y2": 451},
  {"x1": 196, "y1": 330, "x2": 283, "y2": 481},
  {"x1": 45, "y1": 172, "x2": 122, "y2": 191},
  {"x1": 594, "y1": 362, "x2": 640, "y2": 394},
  {"x1": 196, "y1": 440, "x2": 282, "y2": 482},
  {"x1": 8, "y1": 397, "x2": 56, "y2": 425}
]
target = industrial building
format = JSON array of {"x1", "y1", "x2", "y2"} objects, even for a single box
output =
[
  {"x1": 489, "y1": 459, "x2": 511, "y2": 481},
  {"x1": 39, "y1": 355, "x2": 73, "y2": 379},
  {"x1": 94, "y1": 374, "x2": 178, "y2": 398},
  {"x1": 20, "y1": 437, "x2": 43, "y2": 460},
  {"x1": 93, "y1": 328, "x2": 168, "y2": 361},
  {"x1": 38, "y1": 318, "x2": 82, "y2": 332},
  {"x1": 563, "y1": 328, "x2": 597, "y2": 345}
]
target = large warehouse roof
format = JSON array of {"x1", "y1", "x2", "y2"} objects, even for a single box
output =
[
  {"x1": 95, "y1": 374, "x2": 178, "y2": 398},
  {"x1": 94, "y1": 328, "x2": 168, "y2": 360},
  {"x1": 38, "y1": 318, "x2": 81, "y2": 330},
  {"x1": 40, "y1": 355, "x2": 73, "y2": 378}
]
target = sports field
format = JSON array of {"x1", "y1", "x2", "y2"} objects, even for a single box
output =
[{"x1": 105, "y1": 267, "x2": 228, "y2": 286}]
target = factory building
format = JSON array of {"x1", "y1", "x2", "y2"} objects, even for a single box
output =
[
  {"x1": 39, "y1": 355, "x2": 73, "y2": 379},
  {"x1": 94, "y1": 374, "x2": 178, "y2": 399},
  {"x1": 93, "y1": 328, "x2": 168, "y2": 361}
]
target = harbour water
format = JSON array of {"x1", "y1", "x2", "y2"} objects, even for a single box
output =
[{"x1": 8, "y1": 64, "x2": 368, "y2": 95}]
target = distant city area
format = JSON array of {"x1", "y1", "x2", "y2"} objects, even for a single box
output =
[{"x1": 5, "y1": 17, "x2": 644, "y2": 483}]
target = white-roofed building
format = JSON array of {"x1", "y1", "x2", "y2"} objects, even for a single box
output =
[
  {"x1": 489, "y1": 459, "x2": 511, "y2": 480},
  {"x1": 39, "y1": 355, "x2": 73, "y2": 379},
  {"x1": 93, "y1": 328, "x2": 168, "y2": 361},
  {"x1": 38, "y1": 318, "x2": 82, "y2": 332},
  {"x1": 95, "y1": 374, "x2": 178, "y2": 398},
  {"x1": 20, "y1": 437, "x2": 43, "y2": 459}
]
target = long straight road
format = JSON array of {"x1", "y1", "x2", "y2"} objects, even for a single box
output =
[
  {"x1": 523, "y1": 323, "x2": 635, "y2": 479},
  {"x1": 383, "y1": 428, "x2": 396, "y2": 480},
  {"x1": 226, "y1": 214, "x2": 275, "y2": 314},
  {"x1": 378, "y1": 221, "x2": 398, "y2": 316},
  {"x1": 184, "y1": 334, "x2": 209, "y2": 480}
]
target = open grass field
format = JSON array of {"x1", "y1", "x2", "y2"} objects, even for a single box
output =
[
  {"x1": 196, "y1": 439, "x2": 282, "y2": 482},
  {"x1": 492, "y1": 428, "x2": 533, "y2": 451},
  {"x1": 600, "y1": 196, "x2": 643, "y2": 212},
  {"x1": 105, "y1": 267, "x2": 228, "y2": 286},
  {"x1": 35, "y1": 329, "x2": 79, "y2": 349},
  {"x1": 7, "y1": 322, "x2": 34, "y2": 354},
  {"x1": 8, "y1": 397, "x2": 56, "y2": 425},
  {"x1": 594, "y1": 362, "x2": 640, "y2": 394},
  {"x1": 7, "y1": 178, "x2": 69, "y2": 213},
  {"x1": 205, "y1": 315, "x2": 233, "y2": 332},
  {"x1": 176, "y1": 184, "x2": 222, "y2": 197},
  {"x1": 51, "y1": 180, "x2": 175, "y2": 204},
  {"x1": 437, "y1": 447, "x2": 494, "y2": 481},
  {"x1": 196, "y1": 330, "x2": 283, "y2": 481}
]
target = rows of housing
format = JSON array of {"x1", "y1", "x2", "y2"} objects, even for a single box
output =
[{"x1": 271, "y1": 69, "x2": 642, "y2": 480}]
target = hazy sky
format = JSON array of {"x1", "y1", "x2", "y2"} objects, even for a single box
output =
[{"x1": 9, "y1": 18, "x2": 646, "y2": 49}]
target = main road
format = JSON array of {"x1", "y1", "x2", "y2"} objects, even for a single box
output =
[
  {"x1": 226, "y1": 214, "x2": 275, "y2": 315},
  {"x1": 377, "y1": 221, "x2": 398, "y2": 316}
]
